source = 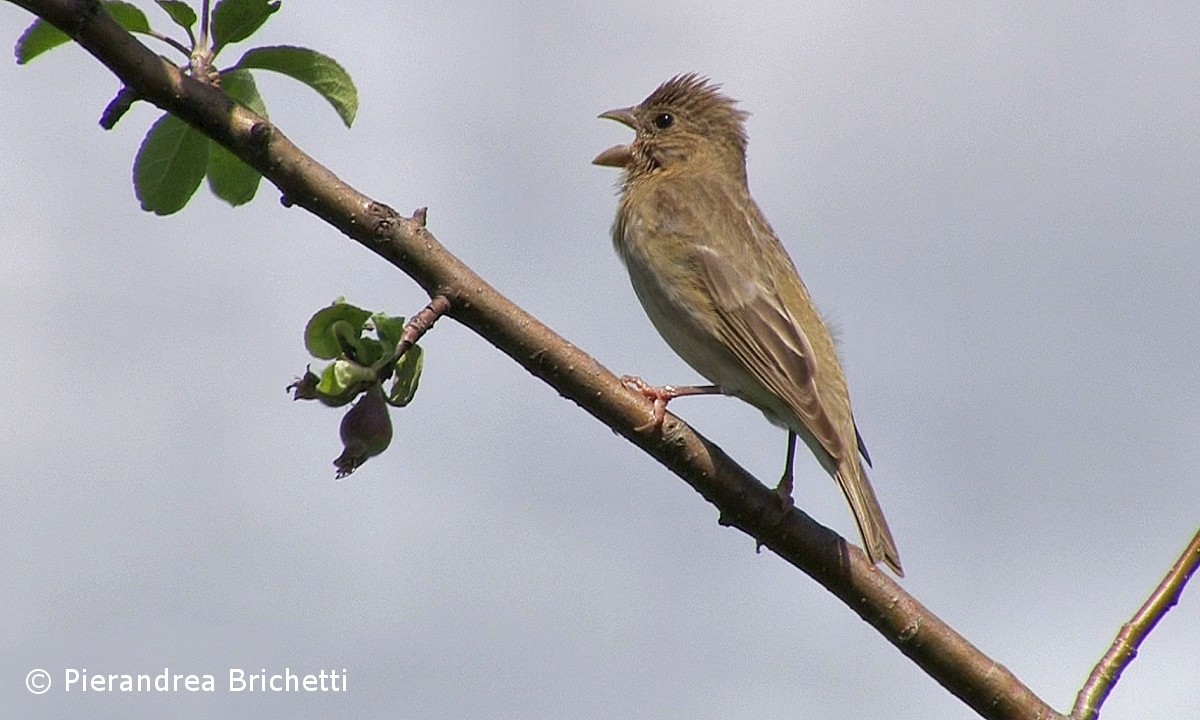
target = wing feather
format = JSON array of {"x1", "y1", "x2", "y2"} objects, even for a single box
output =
[{"x1": 695, "y1": 246, "x2": 847, "y2": 461}]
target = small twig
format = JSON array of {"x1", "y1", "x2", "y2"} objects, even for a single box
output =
[
  {"x1": 1072, "y1": 527, "x2": 1200, "y2": 719},
  {"x1": 394, "y1": 293, "x2": 451, "y2": 359},
  {"x1": 372, "y1": 293, "x2": 450, "y2": 386},
  {"x1": 148, "y1": 29, "x2": 191, "y2": 58},
  {"x1": 198, "y1": 0, "x2": 210, "y2": 50}
]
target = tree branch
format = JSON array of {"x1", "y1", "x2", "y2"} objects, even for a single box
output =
[
  {"x1": 1072, "y1": 528, "x2": 1200, "y2": 719},
  {"x1": 394, "y1": 285, "x2": 450, "y2": 361},
  {"x1": 4, "y1": 2, "x2": 1107, "y2": 718}
]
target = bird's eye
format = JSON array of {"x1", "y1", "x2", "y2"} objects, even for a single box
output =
[{"x1": 653, "y1": 112, "x2": 674, "y2": 129}]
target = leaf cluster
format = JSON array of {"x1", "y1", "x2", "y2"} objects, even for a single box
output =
[
  {"x1": 15, "y1": 0, "x2": 358, "y2": 214},
  {"x1": 290, "y1": 299, "x2": 426, "y2": 477}
]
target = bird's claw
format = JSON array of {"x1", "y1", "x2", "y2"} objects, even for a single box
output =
[
  {"x1": 775, "y1": 473, "x2": 796, "y2": 513},
  {"x1": 620, "y1": 375, "x2": 674, "y2": 432}
]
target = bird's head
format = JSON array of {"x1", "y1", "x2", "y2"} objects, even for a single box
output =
[{"x1": 593, "y1": 74, "x2": 749, "y2": 179}]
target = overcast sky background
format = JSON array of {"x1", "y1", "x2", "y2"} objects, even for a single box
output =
[{"x1": 2, "y1": 2, "x2": 1198, "y2": 718}]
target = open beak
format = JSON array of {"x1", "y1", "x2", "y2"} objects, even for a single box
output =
[
  {"x1": 592, "y1": 106, "x2": 637, "y2": 167},
  {"x1": 598, "y1": 107, "x2": 637, "y2": 128}
]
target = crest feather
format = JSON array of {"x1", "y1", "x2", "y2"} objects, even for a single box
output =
[{"x1": 642, "y1": 73, "x2": 749, "y2": 149}]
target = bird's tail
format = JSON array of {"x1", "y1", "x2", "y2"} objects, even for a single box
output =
[{"x1": 836, "y1": 459, "x2": 903, "y2": 576}]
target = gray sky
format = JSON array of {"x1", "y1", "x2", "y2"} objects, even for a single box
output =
[{"x1": 3, "y1": 2, "x2": 1198, "y2": 718}]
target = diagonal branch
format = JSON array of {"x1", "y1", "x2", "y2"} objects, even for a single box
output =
[
  {"x1": 4, "y1": 1, "x2": 1080, "y2": 718},
  {"x1": 1072, "y1": 528, "x2": 1200, "y2": 719},
  {"x1": 394, "y1": 284, "x2": 450, "y2": 360}
]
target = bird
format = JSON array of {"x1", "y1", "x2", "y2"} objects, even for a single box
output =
[{"x1": 593, "y1": 74, "x2": 903, "y2": 576}]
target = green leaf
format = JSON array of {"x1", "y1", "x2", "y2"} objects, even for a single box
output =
[
  {"x1": 104, "y1": 1, "x2": 152, "y2": 34},
  {"x1": 332, "y1": 356, "x2": 376, "y2": 388},
  {"x1": 339, "y1": 324, "x2": 384, "y2": 367},
  {"x1": 315, "y1": 362, "x2": 344, "y2": 397},
  {"x1": 300, "y1": 365, "x2": 352, "y2": 407},
  {"x1": 315, "y1": 360, "x2": 372, "y2": 399},
  {"x1": 207, "y1": 141, "x2": 261, "y2": 206},
  {"x1": 359, "y1": 339, "x2": 386, "y2": 368},
  {"x1": 14, "y1": 1, "x2": 154, "y2": 64},
  {"x1": 134, "y1": 113, "x2": 210, "y2": 215},
  {"x1": 330, "y1": 320, "x2": 363, "y2": 359},
  {"x1": 15, "y1": 19, "x2": 71, "y2": 64},
  {"x1": 305, "y1": 301, "x2": 372, "y2": 360},
  {"x1": 156, "y1": 0, "x2": 198, "y2": 32},
  {"x1": 371, "y1": 313, "x2": 408, "y2": 354},
  {"x1": 220, "y1": 68, "x2": 269, "y2": 116},
  {"x1": 207, "y1": 69, "x2": 267, "y2": 206},
  {"x1": 234, "y1": 45, "x2": 358, "y2": 126},
  {"x1": 387, "y1": 344, "x2": 424, "y2": 407},
  {"x1": 211, "y1": 0, "x2": 280, "y2": 53}
]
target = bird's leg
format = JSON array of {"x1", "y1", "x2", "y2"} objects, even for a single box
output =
[
  {"x1": 775, "y1": 431, "x2": 798, "y2": 510},
  {"x1": 756, "y1": 431, "x2": 800, "y2": 552},
  {"x1": 619, "y1": 376, "x2": 722, "y2": 432}
]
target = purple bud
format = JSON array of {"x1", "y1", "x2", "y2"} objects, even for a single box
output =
[{"x1": 334, "y1": 385, "x2": 393, "y2": 479}]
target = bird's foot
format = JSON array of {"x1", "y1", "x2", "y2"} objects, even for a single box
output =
[
  {"x1": 619, "y1": 375, "x2": 675, "y2": 432},
  {"x1": 619, "y1": 377, "x2": 725, "y2": 432},
  {"x1": 774, "y1": 472, "x2": 796, "y2": 513},
  {"x1": 752, "y1": 472, "x2": 797, "y2": 554}
]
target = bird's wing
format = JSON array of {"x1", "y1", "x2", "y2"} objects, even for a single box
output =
[
  {"x1": 695, "y1": 245, "x2": 846, "y2": 461},
  {"x1": 855, "y1": 420, "x2": 872, "y2": 467}
]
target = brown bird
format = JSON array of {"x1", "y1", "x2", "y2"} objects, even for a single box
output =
[{"x1": 593, "y1": 74, "x2": 903, "y2": 575}]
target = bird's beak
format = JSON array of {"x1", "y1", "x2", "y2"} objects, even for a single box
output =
[
  {"x1": 592, "y1": 144, "x2": 632, "y2": 167},
  {"x1": 598, "y1": 106, "x2": 637, "y2": 128},
  {"x1": 592, "y1": 106, "x2": 637, "y2": 168}
]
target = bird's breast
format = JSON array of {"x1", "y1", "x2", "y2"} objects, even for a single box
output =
[{"x1": 611, "y1": 199, "x2": 764, "y2": 403}]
